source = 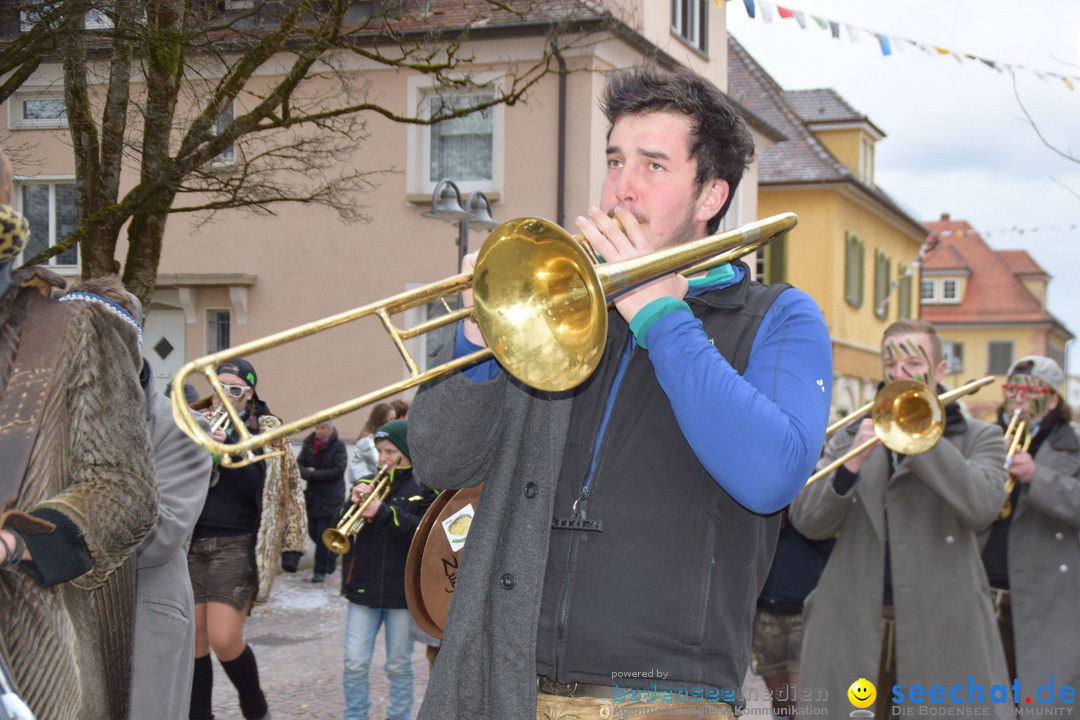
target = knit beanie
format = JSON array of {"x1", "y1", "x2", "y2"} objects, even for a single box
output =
[{"x1": 374, "y1": 419, "x2": 409, "y2": 461}]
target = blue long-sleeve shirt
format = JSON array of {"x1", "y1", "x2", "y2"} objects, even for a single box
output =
[{"x1": 454, "y1": 265, "x2": 832, "y2": 514}]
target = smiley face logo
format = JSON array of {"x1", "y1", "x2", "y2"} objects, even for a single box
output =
[{"x1": 848, "y1": 678, "x2": 876, "y2": 709}]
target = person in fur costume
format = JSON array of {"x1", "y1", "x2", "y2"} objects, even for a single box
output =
[
  {"x1": 186, "y1": 357, "x2": 307, "y2": 720},
  {"x1": 0, "y1": 149, "x2": 158, "y2": 719}
]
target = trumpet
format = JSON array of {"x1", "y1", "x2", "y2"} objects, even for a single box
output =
[
  {"x1": 171, "y1": 212, "x2": 798, "y2": 459},
  {"x1": 997, "y1": 409, "x2": 1033, "y2": 520},
  {"x1": 208, "y1": 404, "x2": 231, "y2": 433},
  {"x1": 323, "y1": 466, "x2": 394, "y2": 554},
  {"x1": 202, "y1": 402, "x2": 285, "y2": 469},
  {"x1": 805, "y1": 376, "x2": 996, "y2": 487}
]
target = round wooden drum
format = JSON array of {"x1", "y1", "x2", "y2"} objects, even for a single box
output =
[{"x1": 405, "y1": 485, "x2": 483, "y2": 639}]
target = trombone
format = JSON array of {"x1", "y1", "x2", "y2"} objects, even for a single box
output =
[
  {"x1": 997, "y1": 409, "x2": 1033, "y2": 520},
  {"x1": 323, "y1": 466, "x2": 394, "y2": 554},
  {"x1": 804, "y1": 375, "x2": 996, "y2": 487},
  {"x1": 171, "y1": 212, "x2": 798, "y2": 459}
]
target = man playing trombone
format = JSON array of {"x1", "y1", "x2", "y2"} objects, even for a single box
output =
[
  {"x1": 980, "y1": 356, "x2": 1080, "y2": 708},
  {"x1": 410, "y1": 64, "x2": 833, "y2": 720},
  {"x1": 791, "y1": 319, "x2": 1009, "y2": 717}
]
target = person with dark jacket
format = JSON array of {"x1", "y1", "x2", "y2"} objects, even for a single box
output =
[
  {"x1": 298, "y1": 419, "x2": 348, "y2": 583},
  {"x1": 751, "y1": 513, "x2": 833, "y2": 719},
  {"x1": 341, "y1": 419, "x2": 436, "y2": 720}
]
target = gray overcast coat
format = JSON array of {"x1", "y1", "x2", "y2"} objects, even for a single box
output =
[
  {"x1": 130, "y1": 382, "x2": 212, "y2": 720},
  {"x1": 1005, "y1": 419, "x2": 1080, "y2": 702},
  {"x1": 790, "y1": 412, "x2": 1009, "y2": 716},
  {"x1": 411, "y1": 361, "x2": 573, "y2": 720}
]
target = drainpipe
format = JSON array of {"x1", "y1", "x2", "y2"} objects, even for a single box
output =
[{"x1": 551, "y1": 36, "x2": 567, "y2": 229}]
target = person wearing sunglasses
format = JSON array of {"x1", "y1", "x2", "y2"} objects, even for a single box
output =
[
  {"x1": 980, "y1": 355, "x2": 1080, "y2": 708},
  {"x1": 187, "y1": 359, "x2": 308, "y2": 720}
]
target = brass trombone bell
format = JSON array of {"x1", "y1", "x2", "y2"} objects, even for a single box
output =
[
  {"x1": 323, "y1": 467, "x2": 393, "y2": 555},
  {"x1": 805, "y1": 375, "x2": 996, "y2": 487},
  {"x1": 171, "y1": 212, "x2": 797, "y2": 460},
  {"x1": 473, "y1": 213, "x2": 798, "y2": 391}
]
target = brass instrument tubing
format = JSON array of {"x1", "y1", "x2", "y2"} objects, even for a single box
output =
[{"x1": 804, "y1": 375, "x2": 996, "y2": 487}]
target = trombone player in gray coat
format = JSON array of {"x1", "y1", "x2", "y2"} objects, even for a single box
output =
[
  {"x1": 791, "y1": 319, "x2": 1009, "y2": 717},
  {"x1": 981, "y1": 355, "x2": 1080, "y2": 710}
]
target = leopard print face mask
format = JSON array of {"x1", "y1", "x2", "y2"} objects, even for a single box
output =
[{"x1": 0, "y1": 203, "x2": 30, "y2": 265}]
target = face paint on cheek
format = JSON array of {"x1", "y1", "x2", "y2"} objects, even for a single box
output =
[
  {"x1": 1031, "y1": 393, "x2": 1050, "y2": 418},
  {"x1": 882, "y1": 341, "x2": 901, "y2": 380},
  {"x1": 907, "y1": 339, "x2": 935, "y2": 385}
]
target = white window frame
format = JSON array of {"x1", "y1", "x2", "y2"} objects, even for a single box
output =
[
  {"x1": 205, "y1": 308, "x2": 232, "y2": 354},
  {"x1": 941, "y1": 278, "x2": 958, "y2": 303},
  {"x1": 671, "y1": 0, "x2": 708, "y2": 52},
  {"x1": 407, "y1": 74, "x2": 504, "y2": 197},
  {"x1": 15, "y1": 177, "x2": 79, "y2": 271},
  {"x1": 942, "y1": 340, "x2": 964, "y2": 374},
  {"x1": 209, "y1": 100, "x2": 236, "y2": 167},
  {"x1": 8, "y1": 90, "x2": 68, "y2": 130}
]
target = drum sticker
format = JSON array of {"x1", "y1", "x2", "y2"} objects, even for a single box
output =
[{"x1": 441, "y1": 504, "x2": 475, "y2": 551}]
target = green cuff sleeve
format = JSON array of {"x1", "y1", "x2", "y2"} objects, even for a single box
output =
[{"x1": 628, "y1": 297, "x2": 692, "y2": 349}]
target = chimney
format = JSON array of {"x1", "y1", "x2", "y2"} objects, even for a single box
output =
[{"x1": 940, "y1": 212, "x2": 951, "y2": 221}]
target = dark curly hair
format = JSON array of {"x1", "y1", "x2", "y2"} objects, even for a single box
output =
[{"x1": 600, "y1": 65, "x2": 756, "y2": 233}]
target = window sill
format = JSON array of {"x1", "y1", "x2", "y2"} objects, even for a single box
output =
[{"x1": 406, "y1": 191, "x2": 500, "y2": 206}]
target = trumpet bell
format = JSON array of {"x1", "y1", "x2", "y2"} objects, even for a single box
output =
[
  {"x1": 873, "y1": 380, "x2": 944, "y2": 455},
  {"x1": 322, "y1": 527, "x2": 353, "y2": 555},
  {"x1": 474, "y1": 217, "x2": 607, "y2": 392}
]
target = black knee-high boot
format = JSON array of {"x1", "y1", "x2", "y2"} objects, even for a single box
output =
[
  {"x1": 220, "y1": 644, "x2": 269, "y2": 720},
  {"x1": 189, "y1": 654, "x2": 215, "y2": 720}
]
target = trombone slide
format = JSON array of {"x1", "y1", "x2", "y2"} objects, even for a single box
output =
[{"x1": 171, "y1": 212, "x2": 797, "y2": 462}]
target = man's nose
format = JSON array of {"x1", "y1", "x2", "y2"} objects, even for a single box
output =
[{"x1": 613, "y1": 170, "x2": 639, "y2": 205}]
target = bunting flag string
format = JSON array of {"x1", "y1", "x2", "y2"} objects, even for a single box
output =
[
  {"x1": 876, "y1": 233, "x2": 939, "y2": 315},
  {"x1": 933, "y1": 223, "x2": 1079, "y2": 238},
  {"x1": 874, "y1": 220, "x2": 1079, "y2": 314},
  {"x1": 724, "y1": 0, "x2": 1080, "y2": 91}
]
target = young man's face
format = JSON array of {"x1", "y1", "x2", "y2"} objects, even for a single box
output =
[
  {"x1": 881, "y1": 332, "x2": 945, "y2": 387},
  {"x1": 600, "y1": 111, "x2": 728, "y2": 249},
  {"x1": 376, "y1": 439, "x2": 409, "y2": 469},
  {"x1": 1003, "y1": 373, "x2": 1059, "y2": 423}
]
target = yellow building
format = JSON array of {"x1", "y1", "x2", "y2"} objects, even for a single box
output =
[
  {"x1": 727, "y1": 37, "x2": 929, "y2": 419},
  {"x1": 921, "y1": 215, "x2": 1073, "y2": 420}
]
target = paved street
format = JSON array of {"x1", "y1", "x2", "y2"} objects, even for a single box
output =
[{"x1": 207, "y1": 552, "x2": 771, "y2": 719}]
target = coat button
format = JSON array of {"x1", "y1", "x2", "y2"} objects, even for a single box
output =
[
  {"x1": 500, "y1": 573, "x2": 516, "y2": 589},
  {"x1": 1056, "y1": 532, "x2": 1065, "y2": 540},
  {"x1": 945, "y1": 535, "x2": 955, "y2": 544},
  {"x1": 524, "y1": 482, "x2": 539, "y2": 499},
  {"x1": 1061, "y1": 565, "x2": 1069, "y2": 573}
]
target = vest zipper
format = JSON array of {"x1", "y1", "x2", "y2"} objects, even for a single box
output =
[{"x1": 553, "y1": 334, "x2": 636, "y2": 676}]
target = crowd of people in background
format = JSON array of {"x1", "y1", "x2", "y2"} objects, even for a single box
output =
[{"x1": 1, "y1": 61, "x2": 1079, "y2": 720}]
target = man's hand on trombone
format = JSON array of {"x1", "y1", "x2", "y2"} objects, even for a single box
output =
[
  {"x1": 575, "y1": 206, "x2": 688, "y2": 324},
  {"x1": 844, "y1": 419, "x2": 878, "y2": 475}
]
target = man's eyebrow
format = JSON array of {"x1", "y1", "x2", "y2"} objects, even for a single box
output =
[{"x1": 605, "y1": 145, "x2": 672, "y2": 162}]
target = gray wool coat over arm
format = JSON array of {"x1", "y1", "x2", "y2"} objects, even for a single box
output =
[{"x1": 410, "y1": 349, "x2": 573, "y2": 720}]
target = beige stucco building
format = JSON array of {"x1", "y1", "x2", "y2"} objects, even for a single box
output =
[{"x1": 4, "y1": 0, "x2": 778, "y2": 439}]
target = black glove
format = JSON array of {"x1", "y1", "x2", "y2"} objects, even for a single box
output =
[{"x1": 281, "y1": 551, "x2": 302, "y2": 573}]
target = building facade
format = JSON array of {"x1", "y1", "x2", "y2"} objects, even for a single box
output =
[{"x1": 4, "y1": 0, "x2": 773, "y2": 438}]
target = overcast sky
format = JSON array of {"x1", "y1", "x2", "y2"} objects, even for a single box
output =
[{"x1": 725, "y1": 0, "x2": 1080, "y2": 373}]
